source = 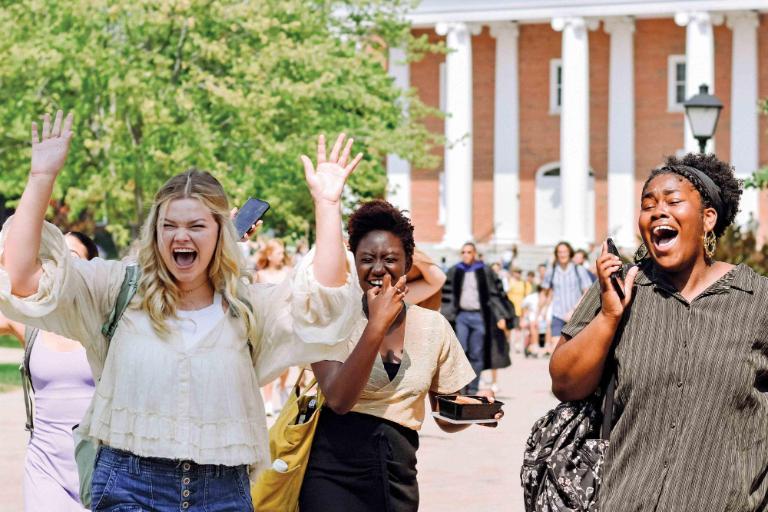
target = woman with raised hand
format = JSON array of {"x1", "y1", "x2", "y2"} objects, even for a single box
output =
[
  {"x1": 550, "y1": 153, "x2": 768, "y2": 511},
  {"x1": 0, "y1": 111, "x2": 362, "y2": 511},
  {"x1": 300, "y1": 200, "x2": 502, "y2": 512},
  {"x1": 0, "y1": 231, "x2": 98, "y2": 511}
]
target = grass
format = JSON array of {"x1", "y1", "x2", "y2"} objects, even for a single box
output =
[
  {"x1": 0, "y1": 335, "x2": 21, "y2": 349},
  {"x1": 0, "y1": 363, "x2": 21, "y2": 392}
]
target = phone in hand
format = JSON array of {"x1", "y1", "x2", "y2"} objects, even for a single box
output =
[
  {"x1": 605, "y1": 238, "x2": 625, "y2": 300},
  {"x1": 234, "y1": 198, "x2": 270, "y2": 239}
]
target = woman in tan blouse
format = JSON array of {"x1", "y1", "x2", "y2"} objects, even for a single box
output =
[{"x1": 301, "y1": 200, "x2": 502, "y2": 512}]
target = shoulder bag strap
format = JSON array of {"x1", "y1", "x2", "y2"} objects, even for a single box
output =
[
  {"x1": 574, "y1": 264, "x2": 585, "y2": 291},
  {"x1": 599, "y1": 263, "x2": 633, "y2": 440},
  {"x1": 101, "y1": 265, "x2": 140, "y2": 343},
  {"x1": 20, "y1": 327, "x2": 39, "y2": 432}
]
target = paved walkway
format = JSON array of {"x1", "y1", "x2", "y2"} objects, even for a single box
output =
[
  {"x1": 0, "y1": 346, "x2": 22, "y2": 365},
  {"x1": 0, "y1": 352, "x2": 556, "y2": 511},
  {"x1": 418, "y1": 353, "x2": 557, "y2": 511}
]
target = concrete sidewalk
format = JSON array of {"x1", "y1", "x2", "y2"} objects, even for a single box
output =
[
  {"x1": 0, "y1": 346, "x2": 22, "y2": 365},
  {"x1": 0, "y1": 352, "x2": 556, "y2": 511},
  {"x1": 418, "y1": 353, "x2": 557, "y2": 512}
]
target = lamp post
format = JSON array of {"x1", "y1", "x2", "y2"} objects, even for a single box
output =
[{"x1": 683, "y1": 84, "x2": 724, "y2": 154}]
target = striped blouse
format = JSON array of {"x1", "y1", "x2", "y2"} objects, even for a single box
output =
[{"x1": 562, "y1": 262, "x2": 768, "y2": 511}]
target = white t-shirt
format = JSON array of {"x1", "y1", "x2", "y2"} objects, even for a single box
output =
[{"x1": 174, "y1": 293, "x2": 225, "y2": 349}]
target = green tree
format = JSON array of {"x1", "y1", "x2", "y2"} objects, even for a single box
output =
[{"x1": 0, "y1": 0, "x2": 441, "y2": 247}]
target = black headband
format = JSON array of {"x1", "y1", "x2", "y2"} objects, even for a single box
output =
[{"x1": 664, "y1": 164, "x2": 724, "y2": 220}]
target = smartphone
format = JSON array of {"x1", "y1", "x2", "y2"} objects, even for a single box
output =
[
  {"x1": 234, "y1": 198, "x2": 270, "y2": 239},
  {"x1": 606, "y1": 238, "x2": 625, "y2": 300}
]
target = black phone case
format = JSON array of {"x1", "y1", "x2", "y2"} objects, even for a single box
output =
[
  {"x1": 606, "y1": 238, "x2": 625, "y2": 299},
  {"x1": 234, "y1": 198, "x2": 270, "y2": 237}
]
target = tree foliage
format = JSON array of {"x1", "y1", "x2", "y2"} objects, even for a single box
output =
[
  {"x1": 715, "y1": 224, "x2": 768, "y2": 276},
  {"x1": 0, "y1": 0, "x2": 441, "y2": 247}
]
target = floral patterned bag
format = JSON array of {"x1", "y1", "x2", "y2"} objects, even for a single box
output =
[{"x1": 520, "y1": 376, "x2": 616, "y2": 512}]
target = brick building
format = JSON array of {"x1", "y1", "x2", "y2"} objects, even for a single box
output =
[{"x1": 386, "y1": 0, "x2": 768, "y2": 258}]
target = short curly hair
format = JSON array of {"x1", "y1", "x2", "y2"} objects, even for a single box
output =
[
  {"x1": 347, "y1": 199, "x2": 415, "y2": 270},
  {"x1": 642, "y1": 153, "x2": 742, "y2": 238}
]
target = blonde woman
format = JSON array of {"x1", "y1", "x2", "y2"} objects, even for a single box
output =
[
  {"x1": 0, "y1": 111, "x2": 362, "y2": 511},
  {"x1": 254, "y1": 239, "x2": 293, "y2": 415}
]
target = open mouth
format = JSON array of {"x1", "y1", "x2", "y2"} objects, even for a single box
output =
[
  {"x1": 367, "y1": 278, "x2": 384, "y2": 288},
  {"x1": 172, "y1": 248, "x2": 198, "y2": 268},
  {"x1": 651, "y1": 225, "x2": 679, "y2": 251}
]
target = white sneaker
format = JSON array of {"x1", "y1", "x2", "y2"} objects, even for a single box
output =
[{"x1": 264, "y1": 401, "x2": 274, "y2": 417}]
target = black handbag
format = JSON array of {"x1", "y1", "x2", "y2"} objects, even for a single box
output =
[{"x1": 520, "y1": 369, "x2": 617, "y2": 512}]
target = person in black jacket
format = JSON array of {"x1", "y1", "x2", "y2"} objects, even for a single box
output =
[{"x1": 441, "y1": 242, "x2": 515, "y2": 394}]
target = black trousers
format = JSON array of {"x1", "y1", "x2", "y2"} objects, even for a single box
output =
[{"x1": 299, "y1": 409, "x2": 419, "y2": 512}]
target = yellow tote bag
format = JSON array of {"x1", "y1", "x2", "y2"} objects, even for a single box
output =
[{"x1": 252, "y1": 370, "x2": 324, "y2": 512}]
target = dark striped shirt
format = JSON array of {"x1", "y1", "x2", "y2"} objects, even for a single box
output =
[{"x1": 562, "y1": 262, "x2": 768, "y2": 511}]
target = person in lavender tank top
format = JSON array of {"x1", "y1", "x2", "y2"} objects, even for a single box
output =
[{"x1": 0, "y1": 232, "x2": 98, "y2": 511}]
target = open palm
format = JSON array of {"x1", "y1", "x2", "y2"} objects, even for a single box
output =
[
  {"x1": 301, "y1": 133, "x2": 363, "y2": 205},
  {"x1": 30, "y1": 111, "x2": 74, "y2": 179}
]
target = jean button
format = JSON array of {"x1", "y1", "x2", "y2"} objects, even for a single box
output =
[
  {"x1": 182, "y1": 462, "x2": 191, "y2": 471},
  {"x1": 182, "y1": 502, "x2": 190, "y2": 509},
  {"x1": 183, "y1": 489, "x2": 191, "y2": 498},
  {"x1": 183, "y1": 477, "x2": 191, "y2": 485}
]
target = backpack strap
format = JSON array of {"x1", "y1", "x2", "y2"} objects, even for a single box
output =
[
  {"x1": 20, "y1": 326, "x2": 39, "y2": 433},
  {"x1": 101, "y1": 265, "x2": 140, "y2": 343},
  {"x1": 574, "y1": 264, "x2": 586, "y2": 291}
]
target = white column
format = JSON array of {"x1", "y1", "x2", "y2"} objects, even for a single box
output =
[
  {"x1": 552, "y1": 17, "x2": 597, "y2": 249},
  {"x1": 675, "y1": 11, "x2": 723, "y2": 153},
  {"x1": 727, "y1": 11, "x2": 760, "y2": 227},
  {"x1": 605, "y1": 17, "x2": 636, "y2": 249},
  {"x1": 386, "y1": 47, "x2": 412, "y2": 213},
  {"x1": 436, "y1": 22, "x2": 477, "y2": 248},
  {"x1": 490, "y1": 22, "x2": 520, "y2": 244}
]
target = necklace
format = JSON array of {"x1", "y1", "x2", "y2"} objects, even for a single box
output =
[{"x1": 179, "y1": 279, "x2": 211, "y2": 295}]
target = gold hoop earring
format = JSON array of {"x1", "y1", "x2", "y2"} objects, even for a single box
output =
[
  {"x1": 704, "y1": 231, "x2": 717, "y2": 259},
  {"x1": 633, "y1": 242, "x2": 649, "y2": 263}
]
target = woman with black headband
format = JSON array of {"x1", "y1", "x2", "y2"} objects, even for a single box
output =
[{"x1": 549, "y1": 152, "x2": 768, "y2": 511}]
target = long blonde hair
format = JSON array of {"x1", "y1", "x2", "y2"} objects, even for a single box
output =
[{"x1": 136, "y1": 170, "x2": 258, "y2": 341}]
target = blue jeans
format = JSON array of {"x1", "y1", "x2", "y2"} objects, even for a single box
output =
[
  {"x1": 455, "y1": 311, "x2": 485, "y2": 394},
  {"x1": 91, "y1": 446, "x2": 254, "y2": 512}
]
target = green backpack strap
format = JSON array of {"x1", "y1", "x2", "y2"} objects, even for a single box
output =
[
  {"x1": 20, "y1": 326, "x2": 39, "y2": 432},
  {"x1": 101, "y1": 265, "x2": 140, "y2": 343}
]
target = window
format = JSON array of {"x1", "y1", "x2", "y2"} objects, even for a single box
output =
[
  {"x1": 668, "y1": 55, "x2": 686, "y2": 112},
  {"x1": 550, "y1": 59, "x2": 562, "y2": 114}
]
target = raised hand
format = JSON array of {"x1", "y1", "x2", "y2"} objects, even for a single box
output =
[
  {"x1": 30, "y1": 111, "x2": 74, "y2": 181},
  {"x1": 301, "y1": 133, "x2": 363, "y2": 207}
]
